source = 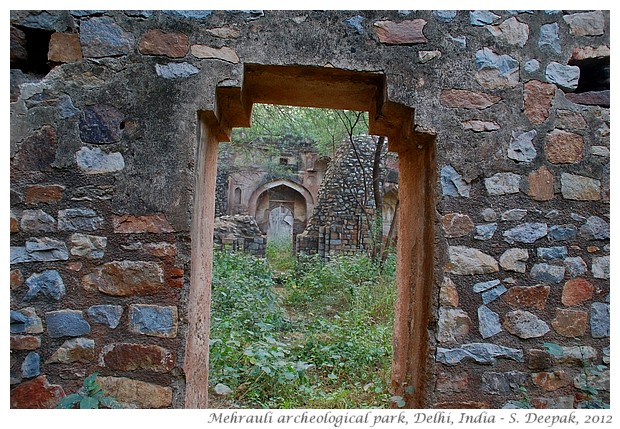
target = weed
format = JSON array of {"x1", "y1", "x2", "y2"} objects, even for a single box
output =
[{"x1": 56, "y1": 372, "x2": 121, "y2": 409}]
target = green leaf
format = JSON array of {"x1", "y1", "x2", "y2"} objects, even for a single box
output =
[
  {"x1": 56, "y1": 393, "x2": 82, "y2": 409},
  {"x1": 390, "y1": 395, "x2": 406, "y2": 408},
  {"x1": 84, "y1": 372, "x2": 99, "y2": 388},
  {"x1": 405, "y1": 386, "x2": 415, "y2": 395},
  {"x1": 100, "y1": 396, "x2": 122, "y2": 409},
  {"x1": 80, "y1": 396, "x2": 99, "y2": 409}
]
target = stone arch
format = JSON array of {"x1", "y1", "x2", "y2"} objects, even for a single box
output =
[
  {"x1": 188, "y1": 63, "x2": 436, "y2": 408},
  {"x1": 247, "y1": 178, "x2": 315, "y2": 219}
]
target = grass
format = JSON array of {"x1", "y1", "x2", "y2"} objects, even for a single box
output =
[{"x1": 208, "y1": 249, "x2": 397, "y2": 408}]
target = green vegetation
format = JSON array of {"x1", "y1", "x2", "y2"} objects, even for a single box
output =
[
  {"x1": 56, "y1": 373, "x2": 121, "y2": 409},
  {"x1": 209, "y1": 250, "x2": 396, "y2": 408}
]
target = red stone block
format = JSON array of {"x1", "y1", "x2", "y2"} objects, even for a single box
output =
[
  {"x1": 10, "y1": 376, "x2": 65, "y2": 408},
  {"x1": 551, "y1": 309, "x2": 588, "y2": 337},
  {"x1": 562, "y1": 278, "x2": 594, "y2": 306},
  {"x1": 373, "y1": 19, "x2": 427, "y2": 45},
  {"x1": 439, "y1": 89, "x2": 501, "y2": 109},
  {"x1": 524, "y1": 80, "x2": 556, "y2": 125},
  {"x1": 442, "y1": 213, "x2": 474, "y2": 238},
  {"x1": 532, "y1": 370, "x2": 572, "y2": 391},
  {"x1": 139, "y1": 29, "x2": 189, "y2": 58},
  {"x1": 527, "y1": 166, "x2": 555, "y2": 201},
  {"x1": 545, "y1": 129, "x2": 584, "y2": 164},
  {"x1": 503, "y1": 284, "x2": 550, "y2": 310},
  {"x1": 10, "y1": 269, "x2": 23, "y2": 290},
  {"x1": 24, "y1": 184, "x2": 65, "y2": 204},
  {"x1": 113, "y1": 214, "x2": 174, "y2": 233},
  {"x1": 48, "y1": 33, "x2": 82, "y2": 63},
  {"x1": 101, "y1": 343, "x2": 176, "y2": 372},
  {"x1": 10, "y1": 335, "x2": 41, "y2": 351}
]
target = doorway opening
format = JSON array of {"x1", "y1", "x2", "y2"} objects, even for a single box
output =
[{"x1": 186, "y1": 64, "x2": 436, "y2": 409}]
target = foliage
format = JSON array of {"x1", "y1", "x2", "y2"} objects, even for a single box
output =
[
  {"x1": 209, "y1": 250, "x2": 396, "y2": 408},
  {"x1": 56, "y1": 373, "x2": 121, "y2": 409},
  {"x1": 231, "y1": 104, "x2": 369, "y2": 156},
  {"x1": 266, "y1": 237, "x2": 296, "y2": 273}
]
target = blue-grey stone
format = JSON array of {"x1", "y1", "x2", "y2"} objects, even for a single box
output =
[
  {"x1": 155, "y1": 62, "x2": 200, "y2": 79},
  {"x1": 539, "y1": 23, "x2": 561, "y2": 54},
  {"x1": 441, "y1": 165, "x2": 470, "y2": 197},
  {"x1": 579, "y1": 216, "x2": 609, "y2": 240},
  {"x1": 545, "y1": 209, "x2": 559, "y2": 219},
  {"x1": 125, "y1": 11, "x2": 153, "y2": 18},
  {"x1": 507, "y1": 130, "x2": 537, "y2": 163},
  {"x1": 545, "y1": 10, "x2": 561, "y2": 14},
  {"x1": 507, "y1": 10, "x2": 534, "y2": 15},
  {"x1": 603, "y1": 346, "x2": 610, "y2": 364},
  {"x1": 469, "y1": 10, "x2": 500, "y2": 26},
  {"x1": 548, "y1": 224, "x2": 578, "y2": 241},
  {"x1": 501, "y1": 209, "x2": 528, "y2": 221},
  {"x1": 46, "y1": 310, "x2": 91, "y2": 338},
  {"x1": 20, "y1": 209, "x2": 56, "y2": 233},
  {"x1": 536, "y1": 246, "x2": 568, "y2": 261},
  {"x1": 25, "y1": 238, "x2": 69, "y2": 262},
  {"x1": 482, "y1": 284, "x2": 507, "y2": 304},
  {"x1": 163, "y1": 10, "x2": 213, "y2": 19},
  {"x1": 481, "y1": 208, "x2": 497, "y2": 222},
  {"x1": 11, "y1": 247, "x2": 33, "y2": 264},
  {"x1": 485, "y1": 172, "x2": 521, "y2": 196},
  {"x1": 436, "y1": 343, "x2": 523, "y2": 366},
  {"x1": 129, "y1": 304, "x2": 178, "y2": 338},
  {"x1": 473, "y1": 279, "x2": 501, "y2": 293},
  {"x1": 10, "y1": 308, "x2": 43, "y2": 334},
  {"x1": 70, "y1": 10, "x2": 105, "y2": 17},
  {"x1": 80, "y1": 17, "x2": 135, "y2": 58},
  {"x1": 69, "y1": 233, "x2": 107, "y2": 259},
  {"x1": 478, "y1": 305, "x2": 502, "y2": 338},
  {"x1": 79, "y1": 104, "x2": 123, "y2": 144},
  {"x1": 570, "y1": 213, "x2": 587, "y2": 222},
  {"x1": 475, "y1": 48, "x2": 519, "y2": 77},
  {"x1": 433, "y1": 11, "x2": 457, "y2": 22},
  {"x1": 18, "y1": 11, "x2": 72, "y2": 31},
  {"x1": 503, "y1": 223, "x2": 548, "y2": 244},
  {"x1": 58, "y1": 208, "x2": 104, "y2": 231},
  {"x1": 57, "y1": 95, "x2": 79, "y2": 119},
  {"x1": 398, "y1": 10, "x2": 413, "y2": 16},
  {"x1": 343, "y1": 15, "x2": 365, "y2": 34},
  {"x1": 474, "y1": 223, "x2": 497, "y2": 241},
  {"x1": 591, "y1": 303, "x2": 609, "y2": 338},
  {"x1": 87, "y1": 305, "x2": 123, "y2": 329},
  {"x1": 448, "y1": 35, "x2": 467, "y2": 48},
  {"x1": 592, "y1": 256, "x2": 609, "y2": 279},
  {"x1": 530, "y1": 263, "x2": 565, "y2": 284},
  {"x1": 76, "y1": 147, "x2": 125, "y2": 174},
  {"x1": 21, "y1": 352, "x2": 40, "y2": 378},
  {"x1": 564, "y1": 256, "x2": 587, "y2": 277},
  {"x1": 482, "y1": 371, "x2": 529, "y2": 395},
  {"x1": 24, "y1": 270, "x2": 66, "y2": 302},
  {"x1": 545, "y1": 62, "x2": 580, "y2": 91},
  {"x1": 524, "y1": 59, "x2": 540, "y2": 73},
  {"x1": 504, "y1": 310, "x2": 550, "y2": 339}
]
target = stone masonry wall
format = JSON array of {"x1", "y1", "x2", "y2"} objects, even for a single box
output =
[
  {"x1": 297, "y1": 135, "x2": 393, "y2": 258},
  {"x1": 10, "y1": 10, "x2": 610, "y2": 408}
]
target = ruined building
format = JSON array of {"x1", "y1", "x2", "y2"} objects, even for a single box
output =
[{"x1": 10, "y1": 10, "x2": 610, "y2": 409}]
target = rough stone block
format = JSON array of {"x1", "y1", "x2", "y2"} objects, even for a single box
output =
[
  {"x1": 527, "y1": 166, "x2": 554, "y2": 201},
  {"x1": 20, "y1": 209, "x2": 56, "y2": 233},
  {"x1": 532, "y1": 371, "x2": 572, "y2": 391},
  {"x1": 25, "y1": 238, "x2": 69, "y2": 262},
  {"x1": 80, "y1": 17, "x2": 135, "y2": 58},
  {"x1": 45, "y1": 310, "x2": 91, "y2": 338},
  {"x1": 97, "y1": 376, "x2": 172, "y2": 408},
  {"x1": 563, "y1": 10, "x2": 605, "y2": 36},
  {"x1": 11, "y1": 335, "x2": 41, "y2": 351},
  {"x1": 76, "y1": 146, "x2": 125, "y2": 174},
  {"x1": 474, "y1": 223, "x2": 497, "y2": 241},
  {"x1": 562, "y1": 278, "x2": 594, "y2": 306},
  {"x1": 21, "y1": 352, "x2": 41, "y2": 378},
  {"x1": 439, "y1": 89, "x2": 501, "y2": 109},
  {"x1": 446, "y1": 246, "x2": 498, "y2": 275},
  {"x1": 10, "y1": 375, "x2": 65, "y2": 409},
  {"x1": 11, "y1": 308, "x2": 43, "y2": 334},
  {"x1": 139, "y1": 29, "x2": 189, "y2": 58},
  {"x1": 503, "y1": 285, "x2": 550, "y2": 310},
  {"x1": 24, "y1": 184, "x2": 65, "y2": 204},
  {"x1": 474, "y1": 48, "x2": 519, "y2": 89},
  {"x1": 58, "y1": 208, "x2": 104, "y2": 231},
  {"x1": 503, "y1": 223, "x2": 547, "y2": 244},
  {"x1": 437, "y1": 307, "x2": 471, "y2": 345},
  {"x1": 545, "y1": 62, "x2": 580, "y2": 91},
  {"x1": 190, "y1": 45, "x2": 240, "y2": 63},
  {"x1": 82, "y1": 260, "x2": 165, "y2": 296},
  {"x1": 590, "y1": 302, "x2": 609, "y2": 338},
  {"x1": 579, "y1": 216, "x2": 609, "y2": 240},
  {"x1": 69, "y1": 233, "x2": 107, "y2": 259},
  {"x1": 100, "y1": 343, "x2": 175, "y2": 372},
  {"x1": 78, "y1": 104, "x2": 124, "y2": 144},
  {"x1": 508, "y1": 129, "x2": 537, "y2": 162},
  {"x1": 486, "y1": 17, "x2": 529, "y2": 47},
  {"x1": 48, "y1": 33, "x2": 82, "y2": 63},
  {"x1": 47, "y1": 338, "x2": 95, "y2": 364},
  {"x1": 469, "y1": 10, "x2": 500, "y2": 26},
  {"x1": 530, "y1": 263, "x2": 565, "y2": 284},
  {"x1": 485, "y1": 172, "x2": 521, "y2": 195},
  {"x1": 537, "y1": 246, "x2": 567, "y2": 261},
  {"x1": 482, "y1": 371, "x2": 528, "y2": 395},
  {"x1": 503, "y1": 310, "x2": 550, "y2": 339},
  {"x1": 373, "y1": 19, "x2": 427, "y2": 44},
  {"x1": 23, "y1": 270, "x2": 66, "y2": 302},
  {"x1": 545, "y1": 129, "x2": 584, "y2": 164},
  {"x1": 442, "y1": 213, "x2": 474, "y2": 238},
  {"x1": 524, "y1": 81, "x2": 555, "y2": 125},
  {"x1": 436, "y1": 343, "x2": 523, "y2": 365},
  {"x1": 478, "y1": 305, "x2": 501, "y2": 338},
  {"x1": 592, "y1": 256, "x2": 609, "y2": 279},
  {"x1": 129, "y1": 304, "x2": 178, "y2": 338},
  {"x1": 538, "y1": 23, "x2": 561, "y2": 54},
  {"x1": 155, "y1": 62, "x2": 199, "y2": 79},
  {"x1": 112, "y1": 214, "x2": 174, "y2": 233},
  {"x1": 86, "y1": 305, "x2": 123, "y2": 328},
  {"x1": 440, "y1": 165, "x2": 470, "y2": 197},
  {"x1": 551, "y1": 309, "x2": 588, "y2": 337},
  {"x1": 564, "y1": 256, "x2": 587, "y2": 277},
  {"x1": 548, "y1": 224, "x2": 578, "y2": 241}
]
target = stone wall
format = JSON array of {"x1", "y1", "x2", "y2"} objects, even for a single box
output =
[
  {"x1": 296, "y1": 135, "x2": 396, "y2": 257},
  {"x1": 10, "y1": 10, "x2": 610, "y2": 409}
]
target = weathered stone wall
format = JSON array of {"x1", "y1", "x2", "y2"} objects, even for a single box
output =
[
  {"x1": 10, "y1": 10, "x2": 610, "y2": 409},
  {"x1": 297, "y1": 135, "x2": 396, "y2": 257},
  {"x1": 213, "y1": 215, "x2": 266, "y2": 257}
]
